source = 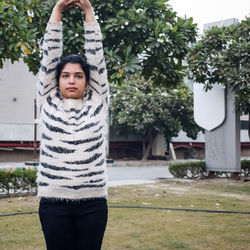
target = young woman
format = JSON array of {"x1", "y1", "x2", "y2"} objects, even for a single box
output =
[{"x1": 36, "y1": 0, "x2": 109, "y2": 249}]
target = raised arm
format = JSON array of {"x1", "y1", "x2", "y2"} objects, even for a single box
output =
[
  {"x1": 37, "y1": 0, "x2": 79, "y2": 102},
  {"x1": 76, "y1": 0, "x2": 109, "y2": 98}
]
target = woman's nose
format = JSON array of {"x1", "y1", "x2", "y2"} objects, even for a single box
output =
[{"x1": 68, "y1": 75, "x2": 75, "y2": 84}]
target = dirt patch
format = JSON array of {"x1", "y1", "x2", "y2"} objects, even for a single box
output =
[
  {"x1": 158, "y1": 179, "x2": 250, "y2": 200},
  {"x1": 218, "y1": 193, "x2": 249, "y2": 199},
  {"x1": 0, "y1": 195, "x2": 39, "y2": 212}
]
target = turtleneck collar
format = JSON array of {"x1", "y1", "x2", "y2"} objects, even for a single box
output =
[{"x1": 62, "y1": 98, "x2": 84, "y2": 111}]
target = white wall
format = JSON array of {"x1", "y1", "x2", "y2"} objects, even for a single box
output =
[{"x1": 0, "y1": 60, "x2": 37, "y2": 124}]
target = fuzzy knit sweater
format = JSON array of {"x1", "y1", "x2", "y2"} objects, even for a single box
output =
[{"x1": 36, "y1": 21, "x2": 109, "y2": 200}]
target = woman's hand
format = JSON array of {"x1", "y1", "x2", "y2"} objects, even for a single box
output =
[
  {"x1": 75, "y1": 0, "x2": 96, "y2": 23},
  {"x1": 49, "y1": 0, "x2": 95, "y2": 23},
  {"x1": 50, "y1": 0, "x2": 79, "y2": 22},
  {"x1": 55, "y1": 0, "x2": 80, "y2": 12},
  {"x1": 75, "y1": 0, "x2": 92, "y2": 11}
]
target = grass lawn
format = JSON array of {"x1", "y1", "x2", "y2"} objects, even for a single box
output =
[{"x1": 0, "y1": 179, "x2": 249, "y2": 250}]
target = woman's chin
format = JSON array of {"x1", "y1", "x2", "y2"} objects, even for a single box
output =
[{"x1": 63, "y1": 93, "x2": 83, "y2": 99}]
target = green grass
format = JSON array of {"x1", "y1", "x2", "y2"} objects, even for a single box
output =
[
  {"x1": 197, "y1": 180, "x2": 250, "y2": 195},
  {"x1": 0, "y1": 179, "x2": 250, "y2": 250}
]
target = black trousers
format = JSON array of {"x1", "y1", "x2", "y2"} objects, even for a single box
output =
[{"x1": 39, "y1": 198, "x2": 108, "y2": 250}]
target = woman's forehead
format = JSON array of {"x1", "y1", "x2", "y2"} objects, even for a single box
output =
[{"x1": 62, "y1": 63, "x2": 85, "y2": 73}]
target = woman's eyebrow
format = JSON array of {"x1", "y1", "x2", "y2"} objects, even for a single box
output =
[{"x1": 61, "y1": 71, "x2": 84, "y2": 74}]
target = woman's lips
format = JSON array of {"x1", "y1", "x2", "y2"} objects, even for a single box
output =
[{"x1": 67, "y1": 87, "x2": 77, "y2": 92}]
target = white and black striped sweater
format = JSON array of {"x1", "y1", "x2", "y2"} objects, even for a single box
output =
[{"x1": 36, "y1": 21, "x2": 109, "y2": 200}]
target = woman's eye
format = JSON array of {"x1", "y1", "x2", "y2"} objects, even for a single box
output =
[
  {"x1": 76, "y1": 75, "x2": 83, "y2": 79},
  {"x1": 62, "y1": 75, "x2": 68, "y2": 78}
]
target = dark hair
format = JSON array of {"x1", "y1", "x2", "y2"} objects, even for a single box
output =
[{"x1": 56, "y1": 54, "x2": 90, "y2": 85}]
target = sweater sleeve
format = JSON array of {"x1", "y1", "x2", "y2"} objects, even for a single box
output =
[
  {"x1": 37, "y1": 22, "x2": 62, "y2": 103},
  {"x1": 84, "y1": 22, "x2": 109, "y2": 99}
]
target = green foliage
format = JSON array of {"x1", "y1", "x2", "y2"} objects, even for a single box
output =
[
  {"x1": 21, "y1": 169, "x2": 38, "y2": 193},
  {"x1": 241, "y1": 159, "x2": 250, "y2": 176},
  {"x1": 187, "y1": 17, "x2": 250, "y2": 115},
  {"x1": 169, "y1": 160, "x2": 250, "y2": 178},
  {"x1": 0, "y1": 0, "x2": 39, "y2": 68},
  {"x1": 0, "y1": 170, "x2": 12, "y2": 195},
  {"x1": 169, "y1": 161, "x2": 206, "y2": 178},
  {"x1": 0, "y1": 0, "x2": 197, "y2": 88},
  {"x1": 93, "y1": 0, "x2": 197, "y2": 86},
  {"x1": 0, "y1": 168, "x2": 38, "y2": 196},
  {"x1": 110, "y1": 76, "x2": 201, "y2": 143},
  {"x1": 10, "y1": 169, "x2": 23, "y2": 193},
  {"x1": 0, "y1": 0, "x2": 86, "y2": 74}
]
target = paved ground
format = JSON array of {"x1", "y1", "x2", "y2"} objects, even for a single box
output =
[
  {"x1": 108, "y1": 165, "x2": 173, "y2": 186},
  {"x1": 0, "y1": 160, "x2": 174, "y2": 186},
  {"x1": 0, "y1": 162, "x2": 27, "y2": 169}
]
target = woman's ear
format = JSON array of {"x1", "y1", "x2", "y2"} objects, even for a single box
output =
[{"x1": 85, "y1": 83, "x2": 90, "y2": 91}]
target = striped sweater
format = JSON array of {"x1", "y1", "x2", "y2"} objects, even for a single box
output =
[{"x1": 36, "y1": 21, "x2": 109, "y2": 200}]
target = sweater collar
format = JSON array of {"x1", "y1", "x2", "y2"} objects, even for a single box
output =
[{"x1": 62, "y1": 98, "x2": 84, "y2": 111}]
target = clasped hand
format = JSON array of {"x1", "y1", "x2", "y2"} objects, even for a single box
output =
[{"x1": 56, "y1": 0, "x2": 92, "y2": 11}]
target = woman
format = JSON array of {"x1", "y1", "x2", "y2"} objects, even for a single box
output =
[{"x1": 36, "y1": 0, "x2": 109, "y2": 249}]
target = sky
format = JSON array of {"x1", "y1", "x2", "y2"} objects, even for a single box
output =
[{"x1": 168, "y1": 0, "x2": 250, "y2": 33}]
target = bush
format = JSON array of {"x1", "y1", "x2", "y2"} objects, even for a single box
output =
[
  {"x1": 0, "y1": 170, "x2": 12, "y2": 195},
  {"x1": 22, "y1": 169, "x2": 38, "y2": 193},
  {"x1": 10, "y1": 169, "x2": 23, "y2": 193},
  {"x1": 241, "y1": 160, "x2": 250, "y2": 176},
  {"x1": 169, "y1": 161, "x2": 206, "y2": 179},
  {"x1": 169, "y1": 160, "x2": 250, "y2": 178},
  {"x1": 0, "y1": 168, "x2": 38, "y2": 196}
]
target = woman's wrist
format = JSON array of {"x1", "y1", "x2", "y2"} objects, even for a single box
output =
[
  {"x1": 82, "y1": 6, "x2": 92, "y2": 13},
  {"x1": 49, "y1": 5, "x2": 62, "y2": 23},
  {"x1": 84, "y1": 7, "x2": 96, "y2": 23}
]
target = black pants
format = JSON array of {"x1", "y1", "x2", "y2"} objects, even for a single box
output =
[{"x1": 39, "y1": 198, "x2": 108, "y2": 250}]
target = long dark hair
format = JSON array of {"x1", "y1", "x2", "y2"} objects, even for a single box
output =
[{"x1": 56, "y1": 54, "x2": 90, "y2": 85}]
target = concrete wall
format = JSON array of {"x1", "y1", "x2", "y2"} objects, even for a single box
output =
[
  {"x1": 0, "y1": 149, "x2": 34, "y2": 162},
  {"x1": 0, "y1": 59, "x2": 37, "y2": 125}
]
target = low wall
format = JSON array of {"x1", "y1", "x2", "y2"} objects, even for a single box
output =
[{"x1": 0, "y1": 145, "x2": 249, "y2": 162}]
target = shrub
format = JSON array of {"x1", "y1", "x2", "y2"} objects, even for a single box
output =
[
  {"x1": 169, "y1": 161, "x2": 206, "y2": 179},
  {"x1": 10, "y1": 169, "x2": 23, "y2": 193},
  {"x1": 0, "y1": 170, "x2": 12, "y2": 195},
  {"x1": 241, "y1": 160, "x2": 250, "y2": 176},
  {"x1": 21, "y1": 169, "x2": 38, "y2": 193},
  {"x1": 169, "y1": 160, "x2": 250, "y2": 178},
  {"x1": 0, "y1": 168, "x2": 38, "y2": 196}
]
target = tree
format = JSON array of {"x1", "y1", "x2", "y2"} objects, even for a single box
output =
[
  {"x1": 1, "y1": 0, "x2": 197, "y2": 89},
  {"x1": 0, "y1": 0, "x2": 87, "y2": 74},
  {"x1": 110, "y1": 76, "x2": 201, "y2": 160},
  {"x1": 92, "y1": 0, "x2": 197, "y2": 87},
  {"x1": 0, "y1": 0, "x2": 39, "y2": 68},
  {"x1": 1, "y1": 0, "x2": 200, "y2": 158},
  {"x1": 187, "y1": 17, "x2": 250, "y2": 135}
]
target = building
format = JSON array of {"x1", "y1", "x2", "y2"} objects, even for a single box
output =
[{"x1": 0, "y1": 60, "x2": 249, "y2": 162}]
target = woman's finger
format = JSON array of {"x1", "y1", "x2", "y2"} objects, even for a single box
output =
[
  {"x1": 59, "y1": 0, "x2": 78, "y2": 7},
  {"x1": 63, "y1": 4, "x2": 73, "y2": 10},
  {"x1": 74, "y1": 2, "x2": 81, "y2": 8},
  {"x1": 66, "y1": 0, "x2": 79, "y2": 6},
  {"x1": 63, "y1": 0, "x2": 79, "y2": 10}
]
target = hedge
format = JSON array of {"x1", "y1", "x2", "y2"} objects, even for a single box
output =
[
  {"x1": 169, "y1": 161, "x2": 206, "y2": 179},
  {"x1": 241, "y1": 159, "x2": 250, "y2": 176},
  {"x1": 0, "y1": 160, "x2": 250, "y2": 196},
  {"x1": 169, "y1": 160, "x2": 250, "y2": 179},
  {"x1": 0, "y1": 168, "x2": 37, "y2": 196}
]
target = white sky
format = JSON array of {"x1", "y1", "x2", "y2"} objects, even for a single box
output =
[{"x1": 168, "y1": 0, "x2": 250, "y2": 33}]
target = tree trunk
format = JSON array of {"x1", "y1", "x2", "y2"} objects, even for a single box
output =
[
  {"x1": 248, "y1": 113, "x2": 250, "y2": 140},
  {"x1": 142, "y1": 139, "x2": 146, "y2": 156},
  {"x1": 141, "y1": 127, "x2": 156, "y2": 161}
]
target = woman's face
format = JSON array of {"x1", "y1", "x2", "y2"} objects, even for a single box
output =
[{"x1": 59, "y1": 63, "x2": 88, "y2": 99}]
